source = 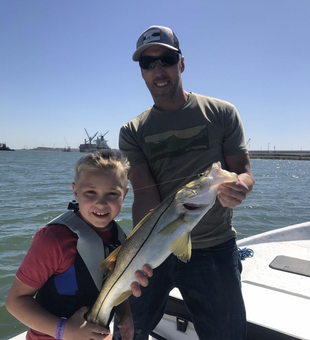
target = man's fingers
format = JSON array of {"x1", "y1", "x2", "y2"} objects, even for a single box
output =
[
  {"x1": 142, "y1": 264, "x2": 153, "y2": 277},
  {"x1": 134, "y1": 270, "x2": 149, "y2": 287},
  {"x1": 220, "y1": 181, "x2": 249, "y2": 193},
  {"x1": 130, "y1": 281, "x2": 141, "y2": 297},
  {"x1": 130, "y1": 265, "x2": 153, "y2": 297},
  {"x1": 218, "y1": 183, "x2": 247, "y2": 201}
]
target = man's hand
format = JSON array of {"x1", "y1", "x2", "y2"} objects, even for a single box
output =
[
  {"x1": 116, "y1": 313, "x2": 134, "y2": 340},
  {"x1": 220, "y1": 154, "x2": 255, "y2": 209},
  {"x1": 131, "y1": 264, "x2": 153, "y2": 297},
  {"x1": 217, "y1": 180, "x2": 250, "y2": 208},
  {"x1": 108, "y1": 262, "x2": 153, "y2": 297}
]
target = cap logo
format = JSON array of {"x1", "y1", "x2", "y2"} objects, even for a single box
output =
[{"x1": 143, "y1": 28, "x2": 161, "y2": 45}]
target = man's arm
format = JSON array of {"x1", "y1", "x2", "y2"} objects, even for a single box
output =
[
  {"x1": 217, "y1": 154, "x2": 255, "y2": 208},
  {"x1": 128, "y1": 163, "x2": 161, "y2": 226}
]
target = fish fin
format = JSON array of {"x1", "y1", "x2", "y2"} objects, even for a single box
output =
[
  {"x1": 126, "y1": 211, "x2": 153, "y2": 240},
  {"x1": 100, "y1": 245, "x2": 122, "y2": 274},
  {"x1": 112, "y1": 290, "x2": 132, "y2": 306},
  {"x1": 158, "y1": 214, "x2": 186, "y2": 236},
  {"x1": 170, "y1": 232, "x2": 192, "y2": 263},
  {"x1": 101, "y1": 210, "x2": 153, "y2": 272}
]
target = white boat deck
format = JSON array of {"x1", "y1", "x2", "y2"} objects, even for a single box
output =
[{"x1": 239, "y1": 221, "x2": 310, "y2": 339}]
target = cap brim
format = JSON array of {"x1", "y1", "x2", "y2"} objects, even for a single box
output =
[{"x1": 132, "y1": 43, "x2": 179, "y2": 61}]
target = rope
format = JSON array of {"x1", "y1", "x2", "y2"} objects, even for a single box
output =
[{"x1": 238, "y1": 247, "x2": 254, "y2": 260}]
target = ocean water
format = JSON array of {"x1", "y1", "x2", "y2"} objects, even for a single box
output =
[{"x1": 0, "y1": 151, "x2": 309, "y2": 340}]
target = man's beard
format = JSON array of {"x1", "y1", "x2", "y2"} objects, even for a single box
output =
[{"x1": 148, "y1": 81, "x2": 179, "y2": 103}]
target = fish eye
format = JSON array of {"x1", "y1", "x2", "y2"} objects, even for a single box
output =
[{"x1": 198, "y1": 173, "x2": 204, "y2": 177}]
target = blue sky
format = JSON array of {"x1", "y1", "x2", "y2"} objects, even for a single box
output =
[{"x1": 1, "y1": 0, "x2": 309, "y2": 151}]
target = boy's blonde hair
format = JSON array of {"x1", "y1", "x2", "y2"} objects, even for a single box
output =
[{"x1": 74, "y1": 149, "x2": 130, "y2": 189}]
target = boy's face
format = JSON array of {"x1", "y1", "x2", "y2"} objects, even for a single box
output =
[{"x1": 72, "y1": 169, "x2": 128, "y2": 230}]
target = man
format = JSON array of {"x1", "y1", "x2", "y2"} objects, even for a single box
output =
[{"x1": 115, "y1": 25, "x2": 255, "y2": 340}]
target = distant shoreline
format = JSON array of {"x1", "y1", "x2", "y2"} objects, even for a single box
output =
[
  {"x1": 10, "y1": 148, "x2": 310, "y2": 160},
  {"x1": 250, "y1": 155, "x2": 310, "y2": 161},
  {"x1": 249, "y1": 150, "x2": 310, "y2": 161},
  {"x1": 18, "y1": 147, "x2": 80, "y2": 152}
]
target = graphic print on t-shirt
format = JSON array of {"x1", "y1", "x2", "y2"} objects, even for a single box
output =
[{"x1": 144, "y1": 125, "x2": 209, "y2": 162}]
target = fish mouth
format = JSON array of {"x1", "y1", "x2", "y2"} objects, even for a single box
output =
[{"x1": 183, "y1": 203, "x2": 208, "y2": 211}]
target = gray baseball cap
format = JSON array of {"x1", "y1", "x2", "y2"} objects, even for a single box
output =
[{"x1": 132, "y1": 26, "x2": 181, "y2": 61}]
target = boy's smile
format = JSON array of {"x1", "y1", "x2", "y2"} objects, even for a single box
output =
[{"x1": 72, "y1": 169, "x2": 128, "y2": 230}]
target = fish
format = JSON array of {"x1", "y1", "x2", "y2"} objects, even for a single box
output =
[{"x1": 85, "y1": 161, "x2": 238, "y2": 327}]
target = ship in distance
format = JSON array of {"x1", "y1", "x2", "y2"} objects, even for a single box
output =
[{"x1": 79, "y1": 129, "x2": 110, "y2": 153}]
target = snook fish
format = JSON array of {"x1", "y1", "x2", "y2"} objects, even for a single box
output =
[{"x1": 85, "y1": 161, "x2": 238, "y2": 327}]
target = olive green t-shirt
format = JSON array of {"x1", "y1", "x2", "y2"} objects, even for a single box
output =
[{"x1": 119, "y1": 93, "x2": 248, "y2": 248}]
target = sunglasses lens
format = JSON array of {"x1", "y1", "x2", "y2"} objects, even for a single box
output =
[
  {"x1": 160, "y1": 54, "x2": 179, "y2": 66},
  {"x1": 139, "y1": 57, "x2": 155, "y2": 70},
  {"x1": 139, "y1": 52, "x2": 181, "y2": 70}
]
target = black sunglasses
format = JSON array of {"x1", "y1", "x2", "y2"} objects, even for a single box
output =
[{"x1": 139, "y1": 51, "x2": 181, "y2": 70}]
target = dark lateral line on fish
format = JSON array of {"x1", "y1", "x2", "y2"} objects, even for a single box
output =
[
  {"x1": 133, "y1": 173, "x2": 203, "y2": 192},
  {"x1": 94, "y1": 194, "x2": 176, "y2": 322}
]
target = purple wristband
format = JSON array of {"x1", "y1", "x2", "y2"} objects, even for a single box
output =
[{"x1": 55, "y1": 317, "x2": 67, "y2": 340}]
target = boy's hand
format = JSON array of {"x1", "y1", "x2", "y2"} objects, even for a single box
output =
[{"x1": 64, "y1": 306, "x2": 110, "y2": 340}]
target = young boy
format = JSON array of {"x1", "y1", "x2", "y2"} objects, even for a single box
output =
[{"x1": 6, "y1": 149, "x2": 152, "y2": 340}]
